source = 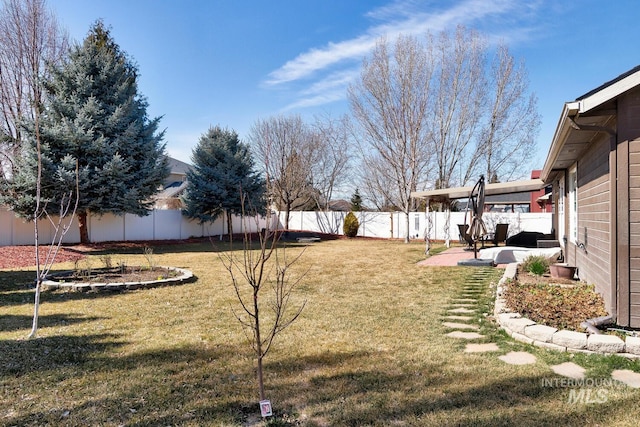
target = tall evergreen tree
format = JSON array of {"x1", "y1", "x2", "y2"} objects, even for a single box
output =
[
  {"x1": 350, "y1": 188, "x2": 363, "y2": 211},
  {"x1": 4, "y1": 21, "x2": 168, "y2": 243},
  {"x1": 182, "y1": 126, "x2": 265, "y2": 236}
]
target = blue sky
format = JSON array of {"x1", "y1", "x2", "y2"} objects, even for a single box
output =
[{"x1": 51, "y1": 0, "x2": 640, "y2": 171}]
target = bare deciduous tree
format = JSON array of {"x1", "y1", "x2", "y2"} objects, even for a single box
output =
[
  {"x1": 349, "y1": 27, "x2": 540, "y2": 241},
  {"x1": 474, "y1": 45, "x2": 540, "y2": 183},
  {"x1": 431, "y1": 26, "x2": 486, "y2": 189},
  {"x1": 309, "y1": 113, "x2": 351, "y2": 211},
  {"x1": 222, "y1": 193, "x2": 306, "y2": 406},
  {"x1": 348, "y1": 34, "x2": 434, "y2": 242},
  {"x1": 0, "y1": 0, "x2": 68, "y2": 180},
  {"x1": 249, "y1": 115, "x2": 317, "y2": 230}
]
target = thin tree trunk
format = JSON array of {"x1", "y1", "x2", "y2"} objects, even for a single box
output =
[
  {"x1": 78, "y1": 210, "x2": 90, "y2": 243},
  {"x1": 404, "y1": 211, "x2": 410, "y2": 243},
  {"x1": 253, "y1": 286, "x2": 266, "y2": 400},
  {"x1": 226, "y1": 210, "x2": 233, "y2": 242},
  {"x1": 27, "y1": 210, "x2": 41, "y2": 339}
]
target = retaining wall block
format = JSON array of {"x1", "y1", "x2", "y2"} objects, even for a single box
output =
[
  {"x1": 552, "y1": 330, "x2": 588, "y2": 349},
  {"x1": 524, "y1": 324, "x2": 558, "y2": 342},
  {"x1": 625, "y1": 336, "x2": 640, "y2": 355},
  {"x1": 587, "y1": 334, "x2": 625, "y2": 353},
  {"x1": 504, "y1": 317, "x2": 537, "y2": 334}
]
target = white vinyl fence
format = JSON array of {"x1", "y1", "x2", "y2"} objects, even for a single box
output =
[
  {"x1": 278, "y1": 210, "x2": 553, "y2": 241},
  {"x1": 0, "y1": 207, "x2": 274, "y2": 246},
  {"x1": 0, "y1": 207, "x2": 552, "y2": 246}
]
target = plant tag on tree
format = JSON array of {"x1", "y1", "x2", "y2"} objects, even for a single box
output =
[{"x1": 260, "y1": 400, "x2": 273, "y2": 417}]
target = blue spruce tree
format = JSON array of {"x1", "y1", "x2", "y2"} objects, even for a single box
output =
[
  {"x1": 6, "y1": 21, "x2": 168, "y2": 243},
  {"x1": 182, "y1": 126, "x2": 265, "y2": 238}
]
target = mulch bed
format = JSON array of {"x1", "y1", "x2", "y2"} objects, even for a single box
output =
[
  {"x1": 0, "y1": 246, "x2": 86, "y2": 269},
  {"x1": 502, "y1": 267, "x2": 608, "y2": 331}
]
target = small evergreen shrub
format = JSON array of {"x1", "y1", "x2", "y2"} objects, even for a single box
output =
[
  {"x1": 521, "y1": 255, "x2": 550, "y2": 276},
  {"x1": 343, "y1": 212, "x2": 360, "y2": 238}
]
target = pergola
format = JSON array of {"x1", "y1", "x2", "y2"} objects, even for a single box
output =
[{"x1": 411, "y1": 178, "x2": 545, "y2": 254}]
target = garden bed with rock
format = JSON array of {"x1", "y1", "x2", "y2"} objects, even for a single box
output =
[
  {"x1": 495, "y1": 258, "x2": 640, "y2": 357},
  {"x1": 42, "y1": 265, "x2": 193, "y2": 292}
]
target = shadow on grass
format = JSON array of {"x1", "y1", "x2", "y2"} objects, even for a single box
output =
[
  {"x1": 263, "y1": 350, "x2": 639, "y2": 426},
  {"x1": 2, "y1": 340, "x2": 638, "y2": 426},
  {"x1": 0, "y1": 313, "x2": 104, "y2": 333},
  {"x1": 0, "y1": 333, "x2": 124, "y2": 377}
]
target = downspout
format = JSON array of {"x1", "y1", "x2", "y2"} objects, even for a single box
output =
[{"x1": 567, "y1": 116, "x2": 618, "y2": 322}]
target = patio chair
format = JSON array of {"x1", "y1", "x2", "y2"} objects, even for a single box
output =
[
  {"x1": 490, "y1": 223, "x2": 509, "y2": 246},
  {"x1": 457, "y1": 224, "x2": 474, "y2": 248}
]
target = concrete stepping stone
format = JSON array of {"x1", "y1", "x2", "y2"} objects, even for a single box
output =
[
  {"x1": 444, "y1": 315, "x2": 474, "y2": 321},
  {"x1": 550, "y1": 362, "x2": 586, "y2": 379},
  {"x1": 450, "y1": 303, "x2": 475, "y2": 308},
  {"x1": 446, "y1": 331, "x2": 484, "y2": 339},
  {"x1": 449, "y1": 307, "x2": 475, "y2": 314},
  {"x1": 451, "y1": 298, "x2": 477, "y2": 303},
  {"x1": 442, "y1": 322, "x2": 479, "y2": 330},
  {"x1": 612, "y1": 369, "x2": 640, "y2": 388},
  {"x1": 464, "y1": 343, "x2": 499, "y2": 353},
  {"x1": 498, "y1": 351, "x2": 537, "y2": 365}
]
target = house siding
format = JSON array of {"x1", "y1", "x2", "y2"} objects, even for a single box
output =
[
  {"x1": 618, "y1": 88, "x2": 640, "y2": 327},
  {"x1": 575, "y1": 135, "x2": 612, "y2": 313},
  {"x1": 628, "y1": 139, "x2": 640, "y2": 326}
]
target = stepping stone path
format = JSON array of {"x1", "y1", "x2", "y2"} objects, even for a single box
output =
[
  {"x1": 550, "y1": 362, "x2": 586, "y2": 379},
  {"x1": 498, "y1": 351, "x2": 537, "y2": 365},
  {"x1": 442, "y1": 322, "x2": 479, "y2": 330},
  {"x1": 465, "y1": 343, "x2": 499, "y2": 353},
  {"x1": 440, "y1": 266, "x2": 640, "y2": 391},
  {"x1": 446, "y1": 331, "x2": 484, "y2": 339}
]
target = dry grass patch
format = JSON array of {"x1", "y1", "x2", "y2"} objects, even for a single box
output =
[{"x1": 1, "y1": 239, "x2": 639, "y2": 426}]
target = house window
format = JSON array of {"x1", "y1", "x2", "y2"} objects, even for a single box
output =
[{"x1": 568, "y1": 166, "x2": 578, "y2": 243}]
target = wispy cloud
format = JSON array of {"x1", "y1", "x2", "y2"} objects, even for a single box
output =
[{"x1": 268, "y1": 0, "x2": 544, "y2": 110}]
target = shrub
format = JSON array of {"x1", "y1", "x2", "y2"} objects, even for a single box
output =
[
  {"x1": 343, "y1": 212, "x2": 360, "y2": 238},
  {"x1": 521, "y1": 255, "x2": 550, "y2": 276}
]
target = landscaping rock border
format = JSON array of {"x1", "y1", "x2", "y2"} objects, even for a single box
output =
[
  {"x1": 495, "y1": 262, "x2": 640, "y2": 359},
  {"x1": 41, "y1": 266, "x2": 194, "y2": 292}
]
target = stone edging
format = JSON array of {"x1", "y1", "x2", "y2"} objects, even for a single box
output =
[
  {"x1": 495, "y1": 263, "x2": 640, "y2": 359},
  {"x1": 41, "y1": 266, "x2": 194, "y2": 292}
]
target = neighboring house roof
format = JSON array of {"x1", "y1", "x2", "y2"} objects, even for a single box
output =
[
  {"x1": 167, "y1": 156, "x2": 192, "y2": 176},
  {"x1": 541, "y1": 65, "x2": 640, "y2": 182},
  {"x1": 328, "y1": 199, "x2": 352, "y2": 211}
]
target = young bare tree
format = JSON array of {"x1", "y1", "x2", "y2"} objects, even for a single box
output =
[
  {"x1": 0, "y1": 0, "x2": 68, "y2": 181},
  {"x1": 222, "y1": 193, "x2": 306, "y2": 407},
  {"x1": 249, "y1": 115, "x2": 317, "y2": 230},
  {"x1": 348, "y1": 34, "x2": 434, "y2": 242}
]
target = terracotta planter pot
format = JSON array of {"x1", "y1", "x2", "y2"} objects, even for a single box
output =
[{"x1": 550, "y1": 263, "x2": 576, "y2": 280}]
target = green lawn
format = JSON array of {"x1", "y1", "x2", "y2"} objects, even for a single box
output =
[{"x1": 1, "y1": 239, "x2": 639, "y2": 426}]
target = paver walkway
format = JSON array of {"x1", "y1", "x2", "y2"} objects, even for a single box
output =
[{"x1": 441, "y1": 266, "x2": 640, "y2": 389}]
